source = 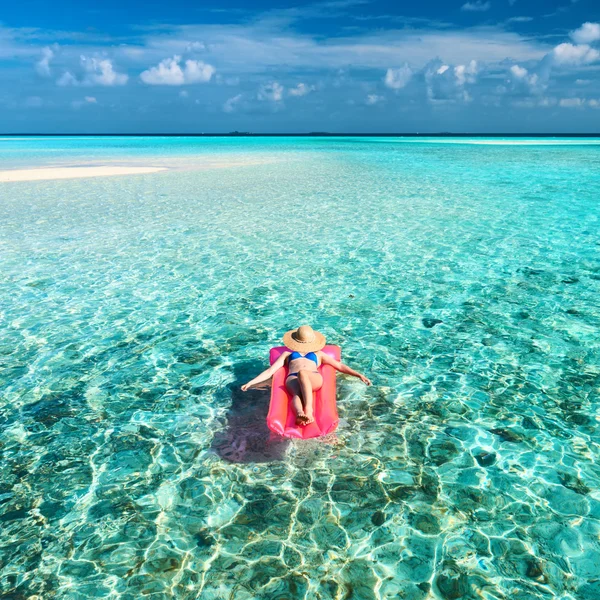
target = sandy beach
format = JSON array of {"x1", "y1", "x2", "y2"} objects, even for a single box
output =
[{"x1": 0, "y1": 165, "x2": 167, "y2": 183}]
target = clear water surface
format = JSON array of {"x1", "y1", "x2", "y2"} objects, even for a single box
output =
[{"x1": 1, "y1": 137, "x2": 600, "y2": 599}]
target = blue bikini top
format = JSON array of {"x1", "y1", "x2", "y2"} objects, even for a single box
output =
[{"x1": 289, "y1": 350, "x2": 318, "y2": 365}]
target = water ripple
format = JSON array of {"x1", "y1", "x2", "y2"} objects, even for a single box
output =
[{"x1": 1, "y1": 138, "x2": 599, "y2": 599}]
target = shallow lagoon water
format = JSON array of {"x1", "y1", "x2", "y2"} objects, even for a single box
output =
[{"x1": 1, "y1": 137, "x2": 600, "y2": 599}]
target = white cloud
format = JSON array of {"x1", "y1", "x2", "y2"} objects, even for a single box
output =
[
  {"x1": 183, "y1": 58, "x2": 216, "y2": 83},
  {"x1": 81, "y1": 57, "x2": 128, "y2": 86},
  {"x1": 366, "y1": 94, "x2": 384, "y2": 105},
  {"x1": 508, "y1": 63, "x2": 542, "y2": 92},
  {"x1": 589, "y1": 99, "x2": 600, "y2": 109},
  {"x1": 551, "y1": 43, "x2": 600, "y2": 66},
  {"x1": 71, "y1": 96, "x2": 98, "y2": 109},
  {"x1": 384, "y1": 65, "x2": 413, "y2": 89},
  {"x1": 461, "y1": 1, "x2": 491, "y2": 12},
  {"x1": 258, "y1": 81, "x2": 284, "y2": 102},
  {"x1": 132, "y1": 21, "x2": 548, "y2": 75},
  {"x1": 575, "y1": 79, "x2": 591, "y2": 85},
  {"x1": 36, "y1": 46, "x2": 54, "y2": 77},
  {"x1": 570, "y1": 22, "x2": 600, "y2": 45},
  {"x1": 454, "y1": 60, "x2": 478, "y2": 85},
  {"x1": 223, "y1": 94, "x2": 242, "y2": 112},
  {"x1": 425, "y1": 59, "x2": 478, "y2": 103},
  {"x1": 179, "y1": 90, "x2": 189, "y2": 98},
  {"x1": 140, "y1": 55, "x2": 215, "y2": 85},
  {"x1": 288, "y1": 83, "x2": 315, "y2": 97},
  {"x1": 58, "y1": 56, "x2": 128, "y2": 86},
  {"x1": 506, "y1": 36, "x2": 599, "y2": 101},
  {"x1": 559, "y1": 97, "x2": 584, "y2": 108},
  {"x1": 510, "y1": 64, "x2": 528, "y2": 79}
]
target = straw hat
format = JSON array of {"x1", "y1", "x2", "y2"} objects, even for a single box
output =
[{"x1": 283, "y1": 325, "x2": 326, "y2": 352}]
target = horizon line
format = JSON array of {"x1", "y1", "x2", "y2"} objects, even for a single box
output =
[{"x1": 2, "y1": 133, "x2": 600, "y2": 138}]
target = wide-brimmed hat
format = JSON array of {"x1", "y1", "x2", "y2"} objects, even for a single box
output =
[{"x1": 283, "y1": 325, "x2": 326, "y2": 352}]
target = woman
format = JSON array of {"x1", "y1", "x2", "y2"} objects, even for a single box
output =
[{"x1": 241, "y1": 325, "x2": 371, "y2": 426}]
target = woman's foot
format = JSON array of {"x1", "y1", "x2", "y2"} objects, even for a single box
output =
[
  {"x1": 303, "y1": 412, "x2": 315, "y2": 425},
  {"x1": 296, "y1": 412, "x2": 309, "y2": 426}
]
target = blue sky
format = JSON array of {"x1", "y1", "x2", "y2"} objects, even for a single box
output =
[{"x1": 2, "y1": 0, "x2": 600, "y2": 132}]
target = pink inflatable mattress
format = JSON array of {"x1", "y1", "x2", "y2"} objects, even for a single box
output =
[{"x1": 266, "y1": 345, "x2": 340, "y2": 439}]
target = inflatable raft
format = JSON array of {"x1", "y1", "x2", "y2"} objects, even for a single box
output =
[{"x1": 266, "y1": 345, "x2": 340, "y2": 439}]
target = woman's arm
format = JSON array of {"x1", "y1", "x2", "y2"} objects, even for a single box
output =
[
  {"x1": 241, "y1": 352, "x2": 290, "y2": 391},
  {"x1": 319, "y1": 352, "x2": 371, "y2": 385}
]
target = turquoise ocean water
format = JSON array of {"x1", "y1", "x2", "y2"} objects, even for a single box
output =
[{"x1": 1, "y1": 137, "x2": 600, "y2": 599}]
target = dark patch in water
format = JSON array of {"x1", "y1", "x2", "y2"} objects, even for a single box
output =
[
  {"x1": 475, "y1": 452, "x2": 496, "y2": 467},
  {"x1": 518, "y1": 267, "x2": 543, "y2": 276},
  {"x1": 559, "y1": 473, "x2": 591, "y2": 495},
  {"x1": 423, "y1": 318, "x2": 443, "y2": 329},
  {"x1": 525, "y1": 558, "x2": 544, "y2": 579},
  {"x1": 195, "y1": 530, "x2": 216, "y2": 548},
  {"x1": 489, "y1": 428, "x2": 524, "y2": 443},
  {"x1": 371, "y1": 511, "x2": 386, "y2": 526}
]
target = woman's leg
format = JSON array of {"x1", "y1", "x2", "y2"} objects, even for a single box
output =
[
  {"x1": 285, "y1": 376, "x2": 307, "y2": 425},
  {"x1": 298, "y1": 371, "x2": 323, "y2": 425}
]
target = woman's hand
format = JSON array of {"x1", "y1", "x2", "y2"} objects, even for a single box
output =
[
  {"x1": 359, "y1": 374, "x2": 372, "y2": 386},
  {"x1": 240, "y1": 353, "x2": 288, "y2": 393}
]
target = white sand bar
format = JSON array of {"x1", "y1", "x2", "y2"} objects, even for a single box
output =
[{"x1": 0, "y1": 166, "x2": 167, "y2": 183}]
